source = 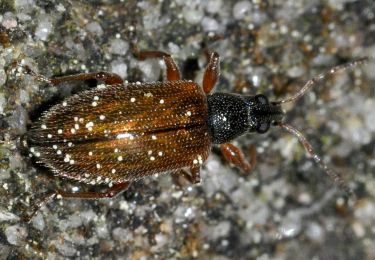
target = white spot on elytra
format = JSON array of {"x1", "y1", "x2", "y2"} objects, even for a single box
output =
[
  {"x1": 68, "y1": 142, "x2": 73, "y2": 147},
  {"x1": 193, "y1": 159, "x2": 198, "y2": 164},
  {"x1": 88, "y1": 151, "x2": 93, "y2": 156},
  {"x1": 186, "y1": 111, "x2": 192, "y2": 116},
  {"x1": 92, "y1": 101, "x2": 98, "y2": 107},
  {"x1": 52, "y1": 145, "x2": 58, "y2": 149},
  {"x1": 151, "y1": 135, "x2": 157, "y2": 140},
  {"x1": 117, "y1": 133, "x2": 133, "y2": 139},
  {"x1": 62, "y1": 101, "x2": 67, "y2": 106},
  {"x1": 159, "y1": 99, "x2": 164, "y2": 104},
  {"x1": 57, "y1": 150, "x2": 62, "y2": 155},
  {"x1": 69, "y1": 159, "x2": 75, "y2": 165},
  {"x1": 114, "y1": 148, "x2": 119, "y2": 153},
  {"x1": 148, "y1": 150, "x2": 152, "y2": 155},
  {"x1": 99, "y1": 115, "x2": 105, "y2": 120},
  {"x1": 47, "y1": 134, "x2": 52, "y2": 138},
  {"x1": 150, "y1": 156, "x2": 155, "y2": 161},
  {"x1": 96, "y1": 163, "x2": 101, "y2": 169},
  {"x1": 85, "y1": 122, "x2": 94, "y2": 131},
  {"x1": 58, "y1": 129, "x2": 63, "y2": 134},
  {"x1": 70, "y1": 128, "x2": 76, "y2": 134},
  {"x1": 158, "y1": 151, "x2": 163, "y2": 156},
  {"x1": 74, "y1": 117, "x2": 78, "y2": 122},
  {"x1": 74, "y1": 124, "x2": 79, "y2": 130},
  {"x1": 94, "y1": 96, "x2": 99, "y2": 100},
  {"x1": 130, "y1": 97, "x2": 136, "y2": 102},
  {"x1": 144, "y1": 92, "x2": 153, "y2": 97},
  {"x1": 111, "y1": 169, "x2": 116, "y2": 174},
  {"x1": 41, "y1": 124, "x2": 47, "y2": 129},
  {"x1": 118, "y1": 156, "x2": 123, "y2": 161}
]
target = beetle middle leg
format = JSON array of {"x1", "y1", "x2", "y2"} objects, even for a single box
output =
[
  {"x1": 132, "y1": 47, "x2": 181, "y2": 81},
  {"x1": 173, "y1": 166, "x2": 201, "y2": 187},
  {"x1": 220, "y1": 143, "x2": 256, "y2": 173}
]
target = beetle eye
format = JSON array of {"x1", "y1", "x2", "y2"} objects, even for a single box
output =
[
  {"x1": 255, "y1": 94, "x2": 268, "y2": 105},
  {"x1": 256, "y1": 121, "x2": 270, "y2": 134}
]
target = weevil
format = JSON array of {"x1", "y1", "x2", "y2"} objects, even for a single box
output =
[{"x1": 14, "y1": 50, "x2": 369, "y2": 220}]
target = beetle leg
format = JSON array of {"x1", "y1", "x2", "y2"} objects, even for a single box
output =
[
  {"x1": 190, "y1": 165, "x2": 201, "y2": 184},
  {"x1": 133, "y1": 49, "x2": 181, "y2": 81},
  {"x1": 49, "y1": 71, "x2": 124, "y2": 85},
  {"x1": 173, "y1": 167, "x2": 201, "y2": 185},
  {"x1": 17, "y1": 63, "x2": 123, "y2": 86},
  {"x1": 202, "y1": 52, "x2": 220, "y2": 94},
  {"x1": 23, "y1": 182, "x2": 131, "y2": 222},
  {"x1": 181, "y1": 166, "x2": 201, "y2": 184},
  {"x1": 220, "y1": 143, "x2": 255, "y2": 173},
  {"x1": 54, "y1": 181, "x2": 131, "y2": 199}
]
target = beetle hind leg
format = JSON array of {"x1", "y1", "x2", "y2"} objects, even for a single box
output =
[
  {"x1": 23, "y1": 181, "x2": 131, "y2": 222},
  {"x1": 12, "y1": 61, "x2": 124, "y2": 86}
]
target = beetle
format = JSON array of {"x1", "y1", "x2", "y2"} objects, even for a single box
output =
[{"x1": 15, "y1": 49, "x2": 369, "y2": 220}]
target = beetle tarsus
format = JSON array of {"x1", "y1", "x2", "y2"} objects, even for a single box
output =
[{"x1": 22, "y1": 191, "x2": 57, "y2": 223}]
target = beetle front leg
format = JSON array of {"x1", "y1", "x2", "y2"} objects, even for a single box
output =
[
  {"x1": 202, "y1": 52, "x2": 220, "y2": 94},
  {"x1": 132, "y1": 47, "x2": 181, "y2": 81},
  {"x1": 220, "y1": 143, "x2": 256, "y2": 173}
]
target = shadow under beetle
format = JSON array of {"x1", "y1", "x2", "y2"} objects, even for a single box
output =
[{"x1": 15, "y1": 49, "x2": 370, "y2": 220}]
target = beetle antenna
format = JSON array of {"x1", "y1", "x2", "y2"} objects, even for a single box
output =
[
  {"x1": 273, "y1": 57, "x2": 371, "y2": 105},
  {"x1": 275, "y1": 121, "x2": 355, "y2": 199}
]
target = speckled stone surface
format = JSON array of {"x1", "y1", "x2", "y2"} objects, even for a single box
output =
[{"x1": 0, "y1": 0, "x2": 374, "y2": 259}]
